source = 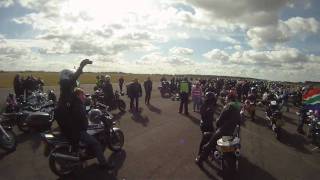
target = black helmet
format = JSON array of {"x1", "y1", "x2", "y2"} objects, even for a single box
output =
[{"x1": 205, "y1": 92, "x2": 216, "y2": 102}]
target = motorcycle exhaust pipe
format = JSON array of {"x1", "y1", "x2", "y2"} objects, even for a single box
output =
[{"x1": 51, "y1": 153, "x2": 80, "y2": 161}]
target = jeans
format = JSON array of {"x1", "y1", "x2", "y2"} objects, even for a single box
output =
[
  {"x1": 179, "y1": 92, "x2": 189, "y2": 114},
  {"x1": 130, "y1": 97, "x2": 139, "y2": 111},
  {"x1": 79, "y1": 131, "x2": 107, "y2": 165},
  {"x1": 145, "y1": 91, "x2": 151, "y2": 104}
]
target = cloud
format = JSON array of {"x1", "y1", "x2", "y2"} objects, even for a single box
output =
[
  {"x1": 247, "y1": 17, "x2": 320, "y2": 48},
  {"x1": 0, "y1": 0, "x2": 14, "y2": 8},
  {"x1": 203, "y1": 49, "x2": 229, "y2": 61},
  {"x1": 169, "y1": 47, "x2": 194, "y2": 55}
]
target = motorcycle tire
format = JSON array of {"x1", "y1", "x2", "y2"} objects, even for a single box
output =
[
  {"x1": 108, "y1": 129, "x2": 124, "y2": 152},
  {"x1": 118, "y1": 100, "x2": 126, "y2": 112},
  {"x1": 0, "y1": 130, "x2": 17, "y2": 152},
  {"x1": 221, "y1": 155, "x2": 237, "y2": 179},
  {"x1": 17, "y1": 120, "x2": 30, "y2": 133},
  {"x1": 49, "y1": 146, "x2": 77, "y2": 177}
]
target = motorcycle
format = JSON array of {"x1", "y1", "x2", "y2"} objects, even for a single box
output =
[
  {"x1": 306, "y1": 110, "x2": 320, "y2": 145},
  {"x1": 2, "y1": 100, "x2": 55, "y2": 133},
  {"x1": 265, "y1": 101, "x2": 284, "y2": 140},
  {"x1": 158, "y1": 81, "x2": 171, "y2": 97},
  {"x1": 42, "y1": 108, "x2": 124, "y2": 177},
  {"x1": 0, "y1": 116, "x2": 17, "y2": 152},
  {"x1": 92, "y1": 90, "x2": 126, "y2": 112},
  {"x1": 209, "y1": 125, "x2": 241, "y2": 176}
]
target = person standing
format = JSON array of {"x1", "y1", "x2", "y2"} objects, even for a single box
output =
[
  {"x1": 179, "y1": 77, "x2": 191, "y2": 115},
  {"x1": 102, "y1": 75, "x2": 114, "y2": 107},
  {"x1": 119, "y1": 76, "x2": 125, "y2": 95},
  {"x1": 191, "y1": 82, "x2": 203, "y2": 112},
  {"x1": 127, "y1": 78, "x2": 142, "y2": 112},
  {"x1": 144, "y1": 77, "x2": 153, "y2": 105}
]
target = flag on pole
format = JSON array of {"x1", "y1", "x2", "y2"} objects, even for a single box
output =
[{"x1": 303, "y1": 86, "x2": 320, "y2": 111}]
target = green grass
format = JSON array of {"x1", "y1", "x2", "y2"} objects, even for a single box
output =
[{"x1": 0, "y1": 71, "x2": 175, "y2": 88}]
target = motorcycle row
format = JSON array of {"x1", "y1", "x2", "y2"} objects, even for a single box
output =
[
  {"x1": 0, "y1": 87, "x2": 126, "y2": 177},
  {"x1": 159, "y1": 77, "x2": 319, "y2": 175}
]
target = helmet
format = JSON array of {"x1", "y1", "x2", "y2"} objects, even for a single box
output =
[
  {"x1": 105, "y1": 75, "x2": 111, "y2": 81},
  {"x1": 59, "y1": 69, "x2": 75, "y2": 82},
  {"x1": 88, "y1": 109, "x2": 102, "y2": 124}
]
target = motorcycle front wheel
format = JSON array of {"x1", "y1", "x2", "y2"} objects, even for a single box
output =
[
  {"x1": 108, "y1": 129, "x2": 124, "y2": 152},
  {"x1": 49, "y1": 146, "x2": 78, "y2": 177},
  {"x1": 0, "y1": 130, "x2": 16, "y2": 152}
]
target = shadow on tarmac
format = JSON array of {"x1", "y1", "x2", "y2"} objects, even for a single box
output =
[
  {"x1": 16, "y1": 132, "x2": 42, "y2": 153},
  {"x1": 146, "y1": 104, "x2": 161, "y2": 114},
  {"x1": 131, "y1": 111, "x2": 149, "y2": 127},
  {"x1": 198, "y1": 157, "x2": 277, "y2": 180},
  {"x1": 57, "y1": 150, "x2": 127, "y2": 180},
  {"x1": 279, "y1": 129, "x2": 311, "y2": 154}
]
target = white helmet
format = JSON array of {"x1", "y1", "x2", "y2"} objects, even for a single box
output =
[{"x1": 105, "y1": 75, "x2": 111, "y2": 81}]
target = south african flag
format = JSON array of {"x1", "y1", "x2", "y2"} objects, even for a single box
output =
[{"x1": 303, "y1": 86, "x2": 320, "y2": 111}]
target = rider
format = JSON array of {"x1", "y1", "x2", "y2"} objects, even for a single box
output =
[
  {"x1": 197, "y1": 92, "x2": 217, "y2": 156},
  {"x1": 55, "y1": 59, "x2": 112, "y2": 169},
  {"x1": 196, "y1": 91, "x2": 241, "y2": 165},
  {"x1": 102, "y1": 75, "x2": 114, "y2": 107}
]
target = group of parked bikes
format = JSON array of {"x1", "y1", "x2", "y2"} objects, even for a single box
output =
[{"x1": 0, "y1": 87, "x2": 126, "y2": 177}]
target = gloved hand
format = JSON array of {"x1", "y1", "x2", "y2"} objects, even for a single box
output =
[{"x1": 80, "y1": 59, "x2": 93, "y2": 68}]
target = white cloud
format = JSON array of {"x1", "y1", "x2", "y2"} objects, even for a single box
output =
[
  {"x1": 0, "y1": 0, "x2": 14, "y2": 7},
  {"x1": 169, "y1": 47, "x2": 194, "y2": 55},
  {"x1": 247, "y1": 17, "x2": 320, "y2": 48},
  {"x1": 203, "y1": 49, "x2": 229, "y2": 61}
]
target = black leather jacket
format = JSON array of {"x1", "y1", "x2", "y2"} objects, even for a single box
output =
[{"x1": 216, "y1": 102, "x2": 241, "y2": 136}]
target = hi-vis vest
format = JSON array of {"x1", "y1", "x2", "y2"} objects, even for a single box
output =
[{"x1": 180, "y1": 81, "x2": 189, "y2": 93}]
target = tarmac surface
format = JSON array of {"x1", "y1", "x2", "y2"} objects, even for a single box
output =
[{"x1": 0, "y1": 83, "x2": 320, "y2": 180}]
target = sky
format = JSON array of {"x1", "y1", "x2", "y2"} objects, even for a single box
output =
[{"x1": 0, "y1": 0, "x2": 319, "y2": 82}]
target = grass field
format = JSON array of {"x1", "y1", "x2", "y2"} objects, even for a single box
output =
[{"x1": 0, "y1": 71, "x2": 177, "y2": 88}]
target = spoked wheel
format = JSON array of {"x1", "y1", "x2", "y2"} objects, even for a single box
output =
[
  {"x1": 108, "y1": 129, "x2": 124, "y2": 152},
  {"x1": 49, "y1": 146, "x2": 79, "y2": 177},
  {"x1": 0, "y1": 130, "x2": 16, "y2": 152}
]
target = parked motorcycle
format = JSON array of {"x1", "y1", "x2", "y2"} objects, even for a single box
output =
[
  {"x1": 0, "y1": 116, "x2": 17, "y2": 152},
  {"x1": 209, "y1": 125, "x2": 241, "y2": 176},
  {"x1": 265, "y1": 101, "x2": 284, "y2": 140},
  {"x1": 42, "y1": 108, "x2": 124, "y2": 177},
  {"x1": 2, "y1": 100, "x2": 55, "y2": 133},
  {"x1": 158, "y1": 81, "x2": 171, "y2": 97},
  {"x1": 92, "y1": 90, "x2": 126, "y2": 112},
  {"x1": 306, "y1": 110, "x2": 320, "y2": 145}
]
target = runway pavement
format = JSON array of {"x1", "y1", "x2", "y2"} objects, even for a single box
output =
[{"x1": 0, "y1": 84, "x2": 319, "y2": 180}]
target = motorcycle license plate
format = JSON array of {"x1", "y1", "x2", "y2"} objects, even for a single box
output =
[{"x1": 220, "y1": 146, "x2": 236, "y2": 153}]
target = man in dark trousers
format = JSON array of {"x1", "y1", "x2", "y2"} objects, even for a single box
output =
[
  {"x1": 127, "y1": 78, "x2": 142, "y2": 112},
  {"x1": 102, "y1": 75, "x2": 114, "y2": 107},
  {"x1": 119, "y1": 76, "x2": 125, "y2": 95},
  {"x1": 178, "y1": 77, "x2": 191, "y2": 115},
  {"x1": 144, "y1": 77, "x2": 152, "y2": 105}
]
